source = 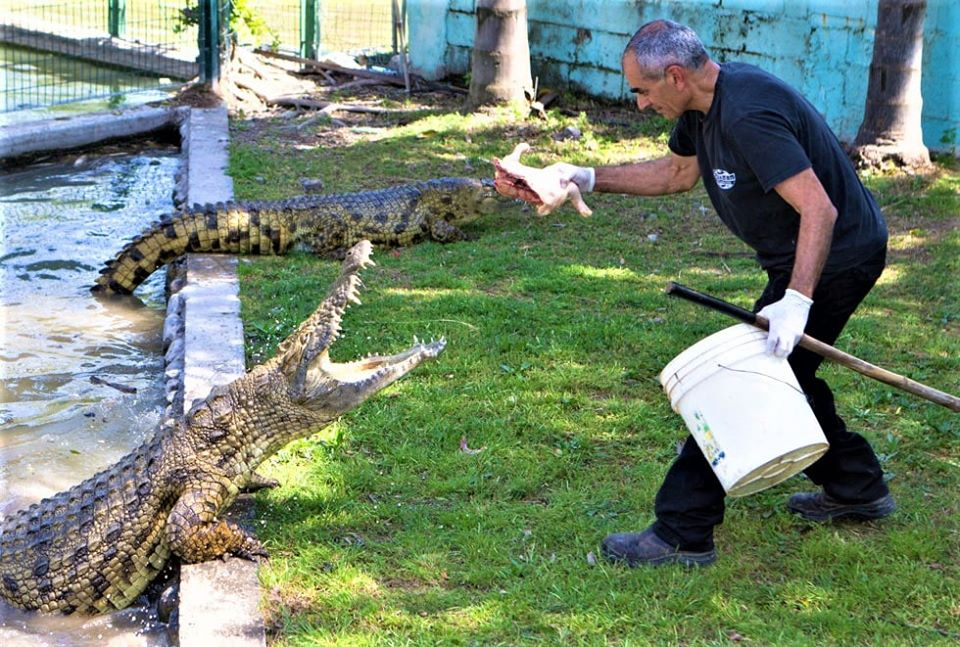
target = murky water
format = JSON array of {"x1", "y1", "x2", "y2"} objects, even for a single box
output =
[{"x1": 0, "y1": 146, "x2": 180, "y2": 645}]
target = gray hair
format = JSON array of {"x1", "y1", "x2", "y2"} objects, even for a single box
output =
[{"x1": 623, "y1": 20, "x2": 709, "y2": 79}]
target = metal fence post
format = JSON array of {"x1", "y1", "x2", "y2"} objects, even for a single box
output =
[
  {"x1": 199, "y1": 0, "x2": 222, "y2": 89},
  {"x1": 300, "y1": 0, "x2": 320, "y2": 59},
  {"x1": 108, "y1": 0, "x2": 126, "y2": 38}
]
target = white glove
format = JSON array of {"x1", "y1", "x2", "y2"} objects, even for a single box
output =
[
  {"x1": 757, "y1": 289, "x2": 813, "y2": 358},
  {"x1": 547, "y1": 162, "x2": 596, "y2": 193},
  {"x1": 492, "y1": 143, "x2": 594, "y2": 216}
]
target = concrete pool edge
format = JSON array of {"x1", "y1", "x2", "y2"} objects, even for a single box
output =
[
  {"x1": 175, "y1": 107, "x2": 266, "y2": 647},
  {"x1": 0, "y1": 105, "x2": 186, "y2": 160}
]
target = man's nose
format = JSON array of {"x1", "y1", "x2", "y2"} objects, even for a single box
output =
[{"x1": 635, "y1": 95, "x2": 650, "y2": 111}]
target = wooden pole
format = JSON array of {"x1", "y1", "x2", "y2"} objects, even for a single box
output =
[{"x1": 666, "y1": 282, "x2": 960, "y2": 413}]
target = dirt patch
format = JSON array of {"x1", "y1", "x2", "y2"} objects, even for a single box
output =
[
  {"x1": 262, "y1": 586, "x2": 316, "y2": 639},
  {"x1": 163, "y1": 48, "x2": 473, "y2": 150},
  {"x1": 164, "y1": 48, "x2": 647, "y2": 154},
  {"x1": 165, "y1": 82, "x2": 225, "y2": 109},
  {"x1": 229, "y1": 81, "x2": 467, "y2": 150}
]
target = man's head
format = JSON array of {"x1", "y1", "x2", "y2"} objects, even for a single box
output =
[{"x1": 622, "y1": 20, "x2": 712, "y2": 118}]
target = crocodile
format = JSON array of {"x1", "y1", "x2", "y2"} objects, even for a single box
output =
[
  {"x1": 0, "y1": 240, "x2": 445, "y2": 614},
  {"x1": 92, "y1": 177, "x2": 498, "y2": 295}
]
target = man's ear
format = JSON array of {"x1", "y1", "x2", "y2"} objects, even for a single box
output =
[{"x1": 664, "y1": 64, "x2": 685, "y2": 89}]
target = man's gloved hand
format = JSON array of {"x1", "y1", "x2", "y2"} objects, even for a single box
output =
[
  {"x1": 757, "y1": 289, "x2": 813, "y2": 358},
  {"x1": 491, "y1": 143, "x2": 594, "y2": 216},
  {"x1": 546, "y1": 162, "x2": 596, "y2": 193}
]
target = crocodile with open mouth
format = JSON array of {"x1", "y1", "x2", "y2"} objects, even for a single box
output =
[{"x1": 0, "y1": 240, "x2": 444, "y2": 614}]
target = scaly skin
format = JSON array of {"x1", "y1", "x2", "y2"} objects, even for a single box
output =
[
  {"x1": 92, "y1": 177, "x2": 497, "y2": 295},
  {"x1": 0, "y1": 241, "x2": 444, "y2": 614}
]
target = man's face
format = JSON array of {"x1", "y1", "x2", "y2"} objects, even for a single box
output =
[{"x1": 622, "y1": 54, "x2": 685, "y2": 119}]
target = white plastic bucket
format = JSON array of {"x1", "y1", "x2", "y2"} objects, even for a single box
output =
[{"x1": 659, "y1": 323, "x2": 829, "y2": 497}]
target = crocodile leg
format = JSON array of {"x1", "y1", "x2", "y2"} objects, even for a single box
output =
[
  {"x1": 166, "y1": 485, "x2": 267, "y2": 563},
  {"x1": 240, "y1": 472, "x2": 281, "y2": 492},
  {"x1": 429, "y1": 218, "x2": 470, "y2": 242}
]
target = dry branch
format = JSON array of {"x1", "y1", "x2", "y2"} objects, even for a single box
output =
[
  {"x1": 266, "y1": 97, "x2": 411, "y2": 115},
  {"x1": 255, "y1": 48, "x2": 409, "y2": 88}
]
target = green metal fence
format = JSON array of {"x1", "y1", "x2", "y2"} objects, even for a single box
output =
[{"x1": 0, "y1": 0, "x2": 399, "y2": 114}]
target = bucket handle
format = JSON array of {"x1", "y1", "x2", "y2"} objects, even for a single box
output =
[{"x1": 715, "y1": 363, "x2": 807, "y2": 397}]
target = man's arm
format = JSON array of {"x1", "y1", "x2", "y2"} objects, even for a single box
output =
[
  {"x1": 505, "y1": 151, "x2": 699, "y2": 216},
  {"x1": 772, "y1": 167, "x2": 838, "y2": 297},
  {"x1": 757, "y1": 167, "x2": 839, "y2": 357},
  {"x1": 593, "y1": 153, "x2": 701, "y2": 195}
]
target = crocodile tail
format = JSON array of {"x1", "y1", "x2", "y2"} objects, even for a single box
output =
[{"x1": 91, "y1": 202, "x2": 292, "y2": 295}]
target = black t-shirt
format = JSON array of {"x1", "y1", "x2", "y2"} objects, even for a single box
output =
[{"x1": 668, "y1": 62, "x2": 887, "y2": 274}]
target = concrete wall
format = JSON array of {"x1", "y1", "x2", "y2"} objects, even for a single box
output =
[
  {"x1": 922, "y1": 0, "x2": 960, "y2": 152},
  {"x1": 407, "y1": 0, "x2": 959, "y2": 154}
]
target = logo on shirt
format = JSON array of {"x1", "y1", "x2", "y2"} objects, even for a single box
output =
[{"x1": 713, "y1": 169, "x2": 736, "y2": 190}]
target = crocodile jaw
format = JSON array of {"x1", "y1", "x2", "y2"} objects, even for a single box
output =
[
  {"x1": 469, "y1": 182, "x2": 501, "y2": 219},
  {"x1": 278, "y1": 239, "x2": 444, "y2": 413},
  {"x1": 302, "y1": 339, "x2": 446, "y2": 412}
]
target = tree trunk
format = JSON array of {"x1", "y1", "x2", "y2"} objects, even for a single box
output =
[
  {"x1": 851, "y1": 0, "x2": 930, "y2": 171},
  {"x1": 465, "y1": 0, "x2": 532, "y2": 110}
]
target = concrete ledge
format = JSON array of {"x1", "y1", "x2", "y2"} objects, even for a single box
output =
[
  {"x1": 180, "y1": 255, "x2": 245, "y2": 407},
  {"x1": 0, "y1": 105, "x2": 183, "y2": 160},
  {"x1": 176, "y1": 107, "x2": 266, "y2": 647},
  {"x1": 0, "y1": 22, "x2": 196, "y2": 79},
  {"x1": 179, "y1": 107, "x2": 235, "y2": 209}
]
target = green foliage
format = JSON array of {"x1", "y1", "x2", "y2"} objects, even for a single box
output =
[
  {"x1": 175, "y1": 0, "x2": 278, "y2": 47},
  {"x1": 231, "y1": 103, "x2": 960, "y2": 645},
  {"x1": 229, "y1": 0, "x2": 278, "y2": 48}
]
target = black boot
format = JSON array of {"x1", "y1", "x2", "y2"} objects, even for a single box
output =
[
  {"x1": 601, "y1": 527, "x2": 716, "y2": 567},
  {"x1": 787, "y1": 492, "x2": 895, "y2": 522}
]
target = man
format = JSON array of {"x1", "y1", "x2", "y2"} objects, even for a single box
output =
[{"x1": 526, "y1": 19, "x2": 895, "y2": 566}]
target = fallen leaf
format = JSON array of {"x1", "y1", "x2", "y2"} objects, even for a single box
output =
[{"x1": 459, "y1": 435, "x2": 485, "y2": 455}]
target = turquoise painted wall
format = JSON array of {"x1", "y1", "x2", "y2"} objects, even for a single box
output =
[{"x1": 407, "y1": 0, "x2": 959, "y2": 154}]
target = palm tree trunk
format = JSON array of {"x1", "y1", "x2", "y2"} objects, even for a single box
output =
[
  {"x1": 465, "y1": 0, "x2": 532, "y2": 110},
  {"x1": 851, "y1": 0, "x2": 930, "y2": 170}
]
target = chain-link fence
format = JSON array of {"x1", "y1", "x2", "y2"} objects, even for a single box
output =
[
  {"x1": 242, "y1": 0, "x2": 395, "y2": 58},
  {"x1": 1, "y1": 0, "x2": 400, "y2": 114},
  {"x1": 1, "y1": 1, "x2": 198, "y2": 112}
]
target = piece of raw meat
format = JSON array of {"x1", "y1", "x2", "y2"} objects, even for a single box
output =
[{"x1": 492, "y1": 143, "x2": 593, "y2": 216}]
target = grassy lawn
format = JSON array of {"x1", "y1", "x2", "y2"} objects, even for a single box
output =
[{"x1": 229, "y1": 93, "x2": 960, "y2": 645}]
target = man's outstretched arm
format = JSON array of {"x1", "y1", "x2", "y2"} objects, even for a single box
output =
[{"x1": 592, "y1": 153, "x2": 701, "y2": 196}]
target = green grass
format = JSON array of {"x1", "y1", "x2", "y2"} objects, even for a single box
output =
[{"x1": 231, "y1": 102, "x2": 960, "y2": 645}]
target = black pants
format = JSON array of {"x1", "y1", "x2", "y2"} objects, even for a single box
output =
[{"x1": 651, "y1": 247, "x2": 889, "y2": 552}]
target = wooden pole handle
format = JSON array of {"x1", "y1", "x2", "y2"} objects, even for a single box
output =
[{"x1": 666, "y1": 282, "x2": 960, "y2": 413}]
